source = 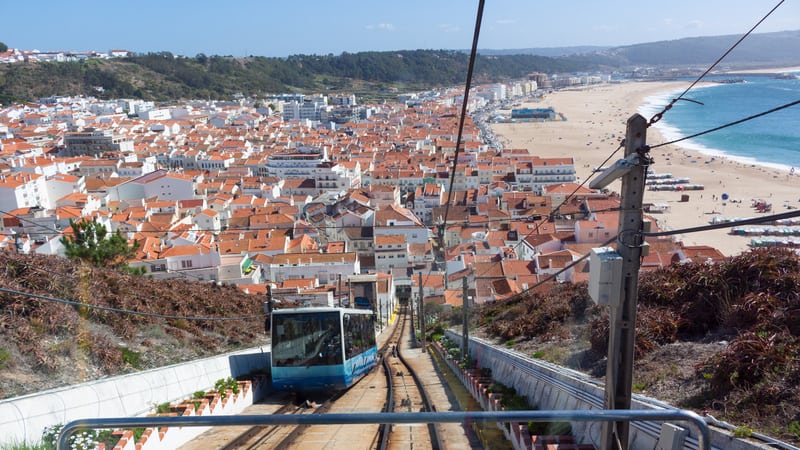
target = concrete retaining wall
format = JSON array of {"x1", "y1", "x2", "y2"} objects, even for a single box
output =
[
  {"x1": 0, "y1": 345, "x2": 270, "y2": 446},
  {"x1": 447, "y1": 331, "x2": 773, "y2": 450}
]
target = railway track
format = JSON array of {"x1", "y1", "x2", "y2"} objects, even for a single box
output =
[
  {"x1": 177, "y1": 394, "x2": 337, "y2": 450},
  {"x1": 182, "y1": 309, "x2": 449, "y2": 449},
  {"x1": 378, "y1": 308, "x2": 442, "y2": 450}
]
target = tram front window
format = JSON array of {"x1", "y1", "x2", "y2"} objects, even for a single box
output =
[{"x1": 272, "y1": 312, "x2": 343, "y2": 366}]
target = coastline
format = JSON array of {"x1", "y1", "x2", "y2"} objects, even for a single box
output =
[
  {"x1": 490, "y1": 80, "x2": 800, "y2": 256},
  {"x1": 721, "y1": 65, "x2": 800, "y2": 75}
]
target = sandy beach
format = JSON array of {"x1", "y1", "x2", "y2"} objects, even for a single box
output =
[{"x1": 490, "y1": 79, "x2": 800, "y2": 256}]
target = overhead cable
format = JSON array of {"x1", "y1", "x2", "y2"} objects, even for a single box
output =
[{"x1": 647, "y1": 0, "x2": 785, "y2": 126}]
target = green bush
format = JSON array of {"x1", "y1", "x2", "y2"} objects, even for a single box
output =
[
  {"x1": 39, "y1": 424, "x2": 116, "y2": 450},
  {"x1": 0, "y1": 440, "x2": 48, "y2": 450},
  {"x1": 0, "y1": 348, "x2": 11, "y2": 369},
  {"x1": 155, "y1": 402, "x2": 171, "y2": 414},
  {"x1": 788, "y1": 421, "x2": 800, "y2": 440},
  {"x1": 527, "y1": 421, "x2": 572, "y2": 436},
  {"x1": 214, "y1": 377, "x2": 240, "y2": 399},
  {"x1": 120, "y1": 347, "x2": 142, "y2": 368},
  {"x1": 501, "y1": 393, "x2": 529, "y2": 410}
]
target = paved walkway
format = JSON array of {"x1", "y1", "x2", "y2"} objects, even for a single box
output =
[{"x1": 400, "y1": 321, "x2": 483, "y2": 449}]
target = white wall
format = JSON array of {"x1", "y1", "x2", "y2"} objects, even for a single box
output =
[{"x1": 0, "y1": 346, "x2": 270, "y2": 446}]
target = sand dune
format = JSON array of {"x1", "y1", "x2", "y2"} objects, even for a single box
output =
[{"x1": 490, "y1": 81, "x2": 800, "y2": 256}]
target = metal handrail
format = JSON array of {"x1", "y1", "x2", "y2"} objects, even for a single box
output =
[{"x1": 58, "y1": 409, "x2": 710, "y2": 450}]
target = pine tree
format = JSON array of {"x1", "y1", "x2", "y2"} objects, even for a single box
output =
[{"x1": 60, "y1": 219, "x2": 140, "y2": 267}]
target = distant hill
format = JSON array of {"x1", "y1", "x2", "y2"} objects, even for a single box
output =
[
  {"x1": 1, "y1": 30, "x2": 798, "y2": 104},
  {"x1": 478, "y1": 46, "x2": 610, "y2": 57},
  {"x1": 0, "y1": 50, "x2": 595, "y2": 103},
  {"x1": 607, "y1": 30, "x2": 800, "y2": 67},
  {"x1": 477, "y1": 30, "x2": 800, "y2": 67}
]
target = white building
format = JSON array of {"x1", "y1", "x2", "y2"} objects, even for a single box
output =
[
  {"x1": 264, "y1": 146, "x2": 327, "y2": 178},
  {"x1": 374, "y1": 204, "x2": 429, "y2": 244},
  {"x1": 137, "y1": 109, "x2": 172, "y2": 121},
  {"x1": 108, "y1": 169, "x2": 196, "y2": 202},
  {"x1": 192, "y1": 208, "x2": 222, "y2": 234},
  {"x1": 0, "y1": 173, "x2": 47, "y2": 212},
  {"x1": 43, "y1": 174, "x2": 86, "y2": 210},
  {"x1": 63, "y1": 128, "x2": 134, "y2": 156},
  {"x1": 374, "y1": 234, "x2": 408, "y2": 272},
  {"x1": 267, "y1": 252, "x2": 360, "y2": 285}
]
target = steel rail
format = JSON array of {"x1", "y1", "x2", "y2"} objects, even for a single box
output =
[{"x1": 57, "y1": 409, "x2": 710, "y2": 450}]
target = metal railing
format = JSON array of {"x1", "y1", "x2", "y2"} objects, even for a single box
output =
[{"x1": 58, "y1": 409, "x2": 710, "y2": 450}]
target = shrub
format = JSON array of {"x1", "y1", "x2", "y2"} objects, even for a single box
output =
[
  {"x1": 40, "y1": 424, "x2": 116, "y2": 450},
  {"x1": 788, "y1": 421, "x2": 800, "y2": 440},
  {"x1": 528, "y1": 420, "x2": 572, "y2": 436},
  {"x1": 0, "y1": 348, "x2": 11, "y2": 369},
  {"x1": 155, "y1": 402, "x2": 171, "y2": 414},
  {"x1": 501, "y1": 394, "x2": 529, "y2": 410},
  {"x1": 120, "y1": 347, "x2": 142, "y2": 368},
  {"x1": 214, "y1": 377, "x2": 240, "y2": 399},
  {"x1": 698, "y1": 331, "x2": 799, "y2": 394}
]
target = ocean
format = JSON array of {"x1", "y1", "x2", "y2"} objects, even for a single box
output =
[{"x1": 638, "y1": 73, "x2": 800, "y2": 172}]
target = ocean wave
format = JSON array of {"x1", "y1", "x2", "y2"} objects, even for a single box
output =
[
  {"x1": 637, "y1": 81, "x2": 798, "y2": 173},
  {"x1": 637, "y1": 84, "x2": 720, "y2": 120},
  {"x1": 650, "y1": 119, "x2": 795, "y2": 172}
]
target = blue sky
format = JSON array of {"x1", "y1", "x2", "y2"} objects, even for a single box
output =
[{"x1": 4, "y1": 1, "x2": 798, "y2": 57}]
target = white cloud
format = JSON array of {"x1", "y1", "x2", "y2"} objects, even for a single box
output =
[
  {"x1": 365, "y1": 23, "x2": 396, "y2": 31},
  {"x1": 683, "y1": 20, "x2": 702, "y2": 30},
  {"x1": 438, "y1": 23, "x2": 460, "y2": 33},
  {"x1": 591, "y1": 24, "x2": 617, "y2": 34}
]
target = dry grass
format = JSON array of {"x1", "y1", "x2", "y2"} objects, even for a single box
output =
[
  {"x1": 0, "y1": 252, "x2": 267, "y2": 399},
  {"x1": 476, "y1": 248, "x2": 800, "y2": 446}
]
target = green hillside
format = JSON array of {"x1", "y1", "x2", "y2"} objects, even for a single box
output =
[{"x1": 0, "y1": 50, "x2": 597, "y2": 104}]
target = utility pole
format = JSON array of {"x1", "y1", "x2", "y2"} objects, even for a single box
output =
[
  {"x1": 600, "y1": 114, "x2": 649, "y2": 450},
  {"x1": 264, "y1": 284, "x2": 273, "y2": 333},
  {"x1": 461, "y1": 274, "x2": 469, "y2": 361},
  {"x1": 337, "y1": 274, "x2": 342, "y2": 307},
  {"x1": 419, "y1": 272, "x2": 426, "y2": 352},
  {"x1": 410, "y1": 272, "x2": 425, "y2": 345},
  {"x1": 347, "y1": 278, "x2": 352, "y2": 307}
]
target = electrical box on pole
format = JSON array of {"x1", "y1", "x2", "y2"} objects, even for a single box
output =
[
  {"x1": 589, "y1": 247, "x2": 623, "y2": 306},
  {"x1": 598, "y1": 114, "x2": 650, "y2": 450}
]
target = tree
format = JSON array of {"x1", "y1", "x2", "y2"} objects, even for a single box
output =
[
  {"x1": 424, "y1": 301, "x2": 444, "y2": 322},
  {"x1": 0, "y1": 42, "x2": 7, "y2": 53},
  {"x1": 60, "y1": 219, "x2": 140, "y2": 268}
]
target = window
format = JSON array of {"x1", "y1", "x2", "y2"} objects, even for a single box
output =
[
  {"x1": 272, "y1": 311, "x2": 343, "y2": 366},
  {"x1": 151, "y1": 263, "x2": 166, "y2": 272},
  {"x1": 181, "y1": 260, "x2": 193, "y2": 268}
]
